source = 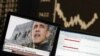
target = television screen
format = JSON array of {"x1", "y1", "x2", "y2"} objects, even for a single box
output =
[
  {"x1": 2, "y1": 12, "x2": 58, "y2": 56},
  {"x1": 55, "y1": 29, "x2": 100, "y2": 56}
]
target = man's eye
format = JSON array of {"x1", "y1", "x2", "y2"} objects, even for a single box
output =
[
  {"x1": 34, "y1": 25, "x2": 38, "y2": 29},
  {"x1": 40, "y1": 25, "x2": 45, "y2": 28}
]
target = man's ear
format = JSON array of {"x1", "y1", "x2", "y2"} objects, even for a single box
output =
[{"x1": 46, "y1": 31, "x2": 51, "y2": 39}]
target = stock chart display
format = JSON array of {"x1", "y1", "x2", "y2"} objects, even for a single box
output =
[{"x1": 37, "y1": 0, "x2": 100, "y2": 34}]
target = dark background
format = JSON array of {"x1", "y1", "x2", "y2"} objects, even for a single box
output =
[{"x1": 18, "y1": 0, "x2": 100, "y2": 35}]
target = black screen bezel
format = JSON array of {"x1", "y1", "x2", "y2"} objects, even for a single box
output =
[{"x1": 1, "y1": 12, "x2": 60, "y2": 56}]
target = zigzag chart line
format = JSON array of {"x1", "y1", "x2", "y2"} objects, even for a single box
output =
[{"x1": 55, "y1": 2, "x2": 98, "y2": 30}]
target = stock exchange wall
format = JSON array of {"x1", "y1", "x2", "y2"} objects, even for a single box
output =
[{"x1": 36, "y1": 0, "x2": 100, "y2": 34}]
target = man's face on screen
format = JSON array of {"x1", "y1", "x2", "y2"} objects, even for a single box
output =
[{"x1": 32, "y1": 21, "x2": 49, "y2": 44}]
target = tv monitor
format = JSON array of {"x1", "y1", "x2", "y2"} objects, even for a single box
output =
[
  {"x1": 2, "y1": 12, "x2": 59, "y2": 56},
  {"x1": 54, "y1": 29, "x2": 100, "y2": 56}
]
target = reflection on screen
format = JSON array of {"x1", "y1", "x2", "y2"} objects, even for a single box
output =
[
  {"x1": 3, "y1": 15, "x2": 57, "y2": 56},
  {"x1": 55, "y1": 30, "x2": 100, "y2": 56}
]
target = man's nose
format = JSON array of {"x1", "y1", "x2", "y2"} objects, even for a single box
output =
[
  {"x1": 35, "y1": 26, "x2": 40, "y2": 32},
  {"x1": 35, "y1": 29, "x2": 40, "y2": 32}
]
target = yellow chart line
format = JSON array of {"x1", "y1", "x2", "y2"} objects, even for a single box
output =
[{"x1": 55, "y1": 3, "x2": 98, "y2": 30}]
